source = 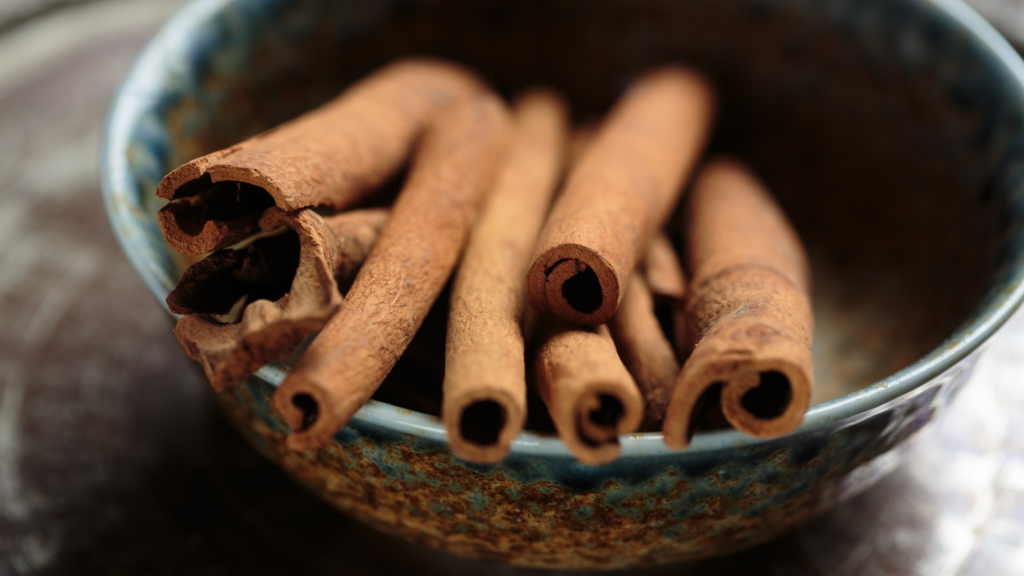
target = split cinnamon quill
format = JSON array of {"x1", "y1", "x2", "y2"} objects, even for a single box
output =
[
  {"x1": 156, "y1": 57, "x2": 485, "y2": 254},
  {"x1": 533, "y1": 318, "x2": 644, "y2": 465},
  {"x1": 442, "y1": 89, "x2": 569, "y2": 464},
  {"x1": 273, "y1": 92, "x2": 510, "y2": 451},
  {"x1": 526, "y1": 66, "x2": 714, "y2": 326},
  {"x1": 168, "y1": 207, "x2": 388, "y2": 390},
  {"x1": 663, "y1": 157, "x2": 813, "y2": 448}
]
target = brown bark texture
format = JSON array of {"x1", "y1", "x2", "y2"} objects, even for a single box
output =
[
  {"x1": 168, "y1": 207, "x2": 388, "y2": 391},
  {"x1": 662, "y1": 157, "x2": 814, "y2": 448},
  {"x1": 608, "y1": 274, "x2": 680, "y2": 424},
  {"x1": 525, "y1": 66, "x2": 714, "y2": 326},
  {"x1": 442, "y1": 89, "x2": 569, "y2": 464},
  {"x1": 156, "y1": 57, "x2": 486, "y2": 254},
  {"x1": 533, "y1": 318, "x2": 644, "y2": 465},
  {"x1": 273, "y1": 92, "x2": 510, "y2": 452}
]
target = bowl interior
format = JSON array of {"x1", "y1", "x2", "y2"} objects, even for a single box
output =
[{"x1": 114, "y1": 0, "x2": 1024, "y2": 427}]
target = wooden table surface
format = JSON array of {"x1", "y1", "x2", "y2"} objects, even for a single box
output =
[{"x1": 0, "y1": 1, "x2": 1022, "y2": 574}]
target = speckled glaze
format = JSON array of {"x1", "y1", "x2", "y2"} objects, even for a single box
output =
[{"x1": 102, "y1": 0, "x2": 1024, "y2": 568}]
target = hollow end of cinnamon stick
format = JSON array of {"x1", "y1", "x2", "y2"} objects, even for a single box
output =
[
  {"x1": 567, "y1": 384, "x2": 643, "y2": 466},
  {"x1": 443, "y1": 389, "x2": 526, "y2": 464},
  {"x1": 662, "y1": 268, "x2": 814, "y2": 447},
  {"x1": 719, "y1": 361, "x2": 810, "y2": 438},
  {"x1": 526, "y1": 247, "x2": 620, "y2": 327},
  {"x1": 165, "y1": 224, "x2": 300, "y2": 318},
  {"x1": 533, "y1": 322, "x2": 644, "y2": 465},
  {"x1": 275, "y1": 375, "x2": 350, "y2": 452},
  {"x1": 441, "y1": 88, "x2": 568, "y2": 464},
  {"x1": 663, "y1": 156, "x2": 813, "y2": 448},
  {"x1": 158, "y1": 176, "x2": 278, "y2": 255},
  {"x1": 662, "y1": 344, "x2": 811, "y2": 448},
  {"x1": 526, "y1": 66, "x2": 714, "y2": 329},
  {"x1": 166, "y1": 207, "x2": 388, "y2": 391},
  {"x1": 576, "y1": 389, "x2": 631, "y2": 444},
  {"x1": 155, "y1": 57, "x2": 488, "y2": 255}
]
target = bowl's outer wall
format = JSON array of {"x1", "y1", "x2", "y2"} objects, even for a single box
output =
[
  {"x1": 219, "y1": 351, "x2": 981, "y2": 568},
  {"x1": 102, "y1": 0, "x2": 1024, "y2": 567}
]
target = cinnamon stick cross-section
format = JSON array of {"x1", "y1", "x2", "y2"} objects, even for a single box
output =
[
  {"x1": 525, "y1": 66, "x2": 714, "y2": 326},
  {"x1": 168, "y1": 207, "x2": 388, "y2": 391},
  {"x1": 663, "y1": 158, "x2": 814, "y2": 448},
  {"x1": 442, "y1": 89, "x2": 569, "y2": 464},
  {"x1": 156, "y1": 57, "x2": 486, "y2": 254},
  {"x1": 532, "y1": 317, "x2": 644, "y2": 465},
  {"x1": 273, "y1": 92, "x2": 510, "y2": 452}
]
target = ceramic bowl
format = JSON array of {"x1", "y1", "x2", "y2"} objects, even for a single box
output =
[{"x1": 101, "y1": 0, "x2": 1024, "y2": 568}]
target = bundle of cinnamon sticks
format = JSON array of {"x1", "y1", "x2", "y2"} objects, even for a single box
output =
[{"x1": 159, "y1": 57, "x2": 814, "y2": 465}]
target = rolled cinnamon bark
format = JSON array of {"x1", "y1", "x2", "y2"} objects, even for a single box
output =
[
  {"x1": 168, "y1": 207, "x2": 388, "y2": 390},
  {"x1": 533, "y1": 318, "x2": 644, "y2": 465},
  {"x1": 442, "y1": 89, "x2": 569, "y2": 464},
  {"x1": 662, "y1": 158, "x2": 813, "y2": 448},
  {"x1": 526, "y1": 66, "x2": 714, "y2": 326},
  {"x1": 608, "y1": 274, "x2": 680, "y2": 423},
  {"x1": 156, "y1": 57, "x2": 485, "y2": 254},
  {"x1": 274, "y1": 92, "x2": 510, "y2": 451}
]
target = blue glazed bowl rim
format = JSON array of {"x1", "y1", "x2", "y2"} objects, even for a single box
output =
[{"x1": 101, "y1": 0, "x2": 1024, "y2": 458}]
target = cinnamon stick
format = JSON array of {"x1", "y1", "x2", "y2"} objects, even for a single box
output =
[
  {"x1": 442, "y1": 89, "x2": 569, "y2": 464},
  {"x1": 168, "y1": 207, "x2": 388, "y2": 390},
  {"x1": 156, "y1": 57, "x2": 485, "y2": 254},
  {"x1": 526, "y1": 66, "x2": 714, "y2": 326},
  {"x1": 273, "y1": 92, "x2": 510, "y2": 451},
  {"x1": 608, "y1": 274, "x2": 680, "y2": 423},
  {"x1": 663, "y1": 157, "x2": 813, "y2": 448},
  {"x1": 532, "y1": 318, "x2": 644, "y2": 465}
]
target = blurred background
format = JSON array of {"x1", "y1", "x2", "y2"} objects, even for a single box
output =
[{"x1": 0, "y1": 0, "x2": 1023, "y2": 574}]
